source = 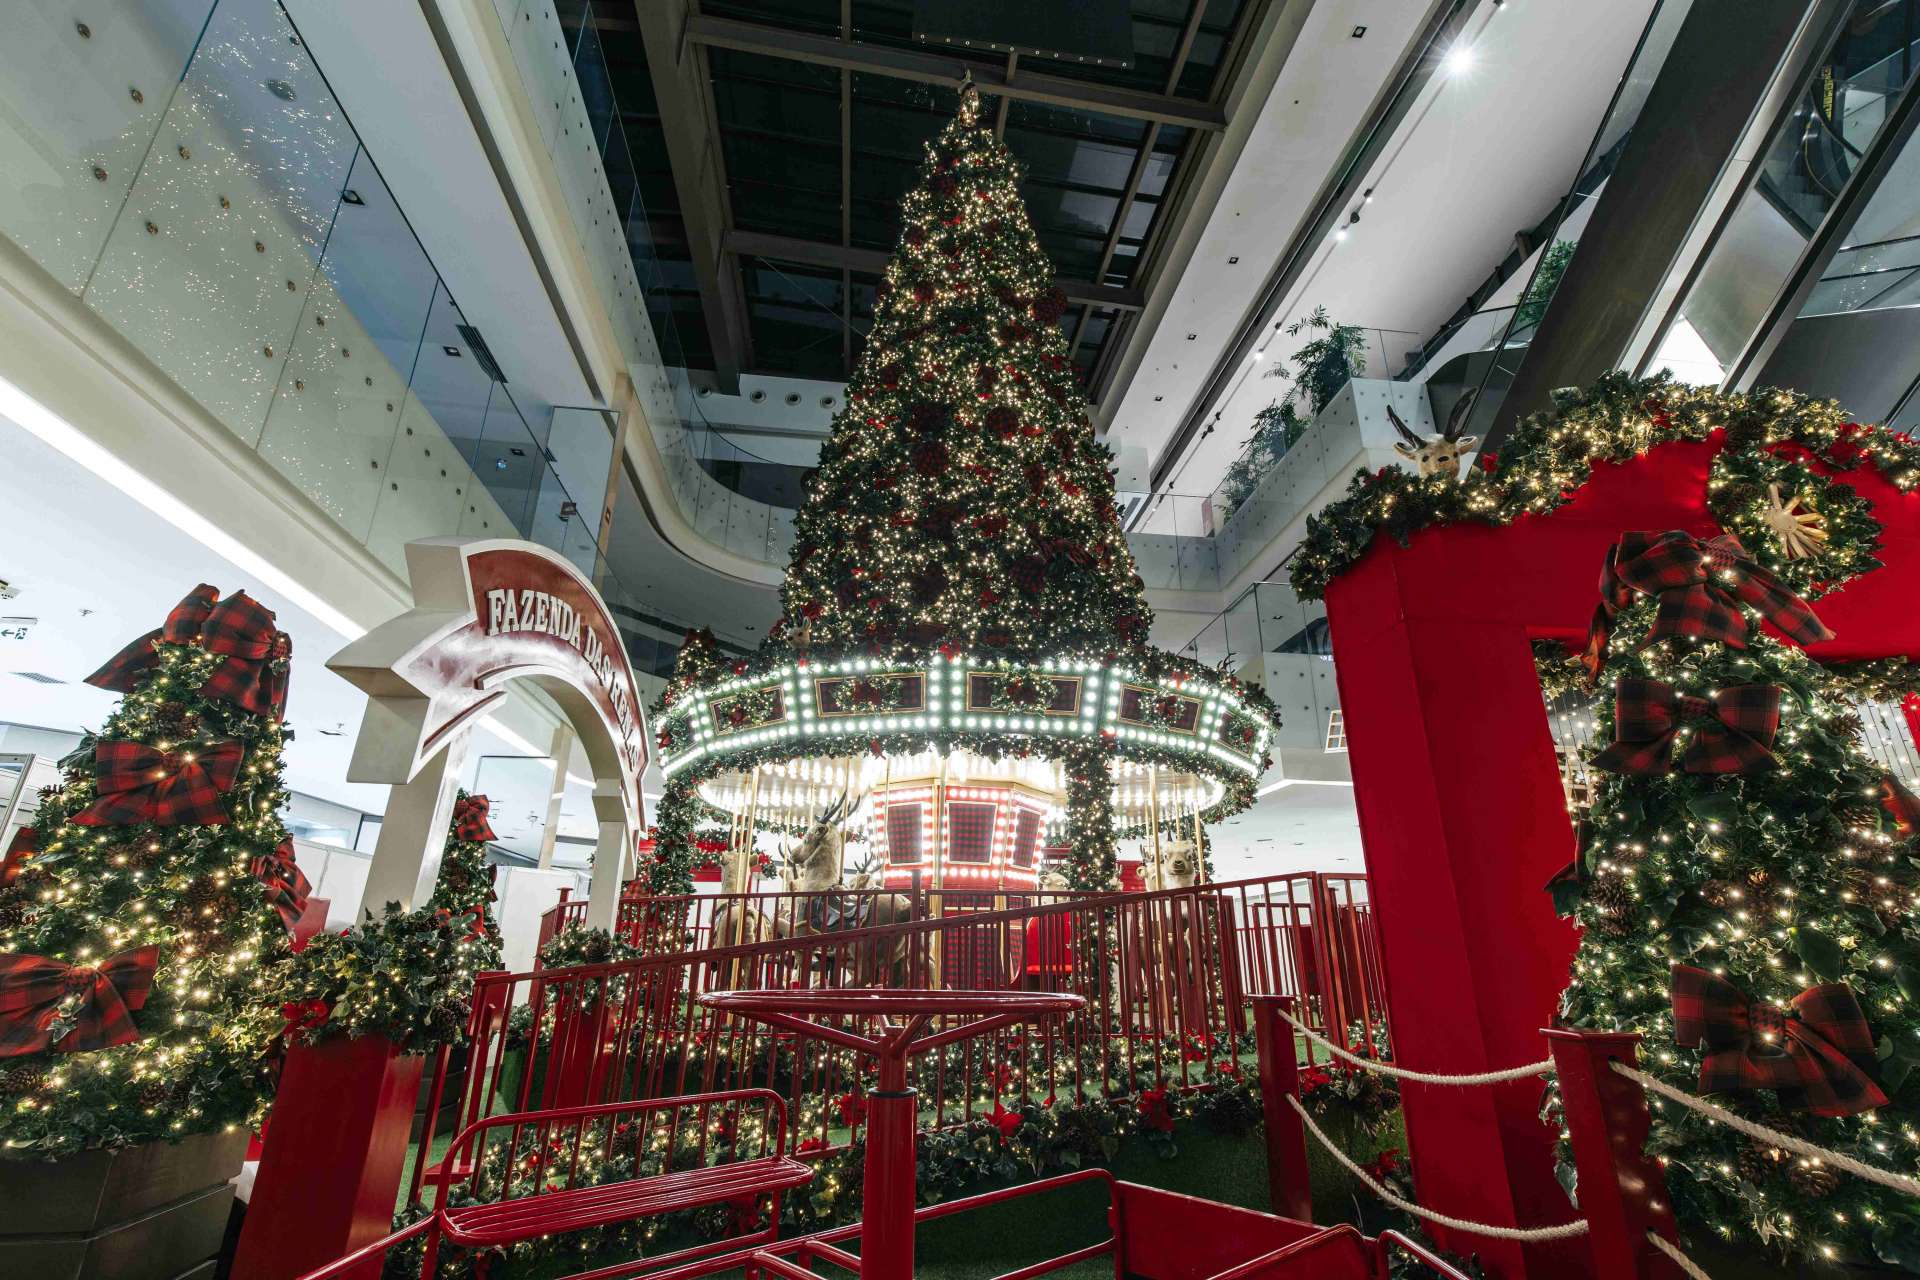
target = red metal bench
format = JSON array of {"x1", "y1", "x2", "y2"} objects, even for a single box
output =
[{"x1": 420, "y1": 1088, "x2": 812, "y2": 1279}]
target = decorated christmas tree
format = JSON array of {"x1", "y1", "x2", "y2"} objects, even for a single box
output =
[
  {"x1": 428, "y1": 790, "x2": 504, "y2": 984},
  {"x1": 776, "y1": 82, "x2": 1150, "y2": 657},
  {"x1": 0, "y1": 586, "x2": 305, "y2": 1157},
  {"x1": 1556, "y1": 519, "x2": 1920, "y2": 1265},
  {"x1": 647, "y1": 84, "x2": 1277, "y2": 900}
]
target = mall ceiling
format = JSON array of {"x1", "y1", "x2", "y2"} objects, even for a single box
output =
[{"x1": 603, "y1": 0, "x2": 1263, "y2": 403}]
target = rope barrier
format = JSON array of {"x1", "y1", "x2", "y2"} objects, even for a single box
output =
[
  {"x1": 1647, "y1": 1231, "x2": 1714, "y2": 1280},
  {"x1": 1610, "y1": 1062, "x2": 1920, "y2": 1199},
  {"x1": 1285, "y1": 1096, "x2": 1591, "y2": 1243},
  {"x1": 1275, "y1": 1007, "x2": 1555, "y2": 1086}
]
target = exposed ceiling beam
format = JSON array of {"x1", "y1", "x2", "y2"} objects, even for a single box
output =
[
  {"x1": 636, "y1": 0, "x2": 753, "y2": 392},
  {"x1": 687, "y1": 15, "x2": 1227, "y2": 131},
  {"x1": 725, "y1": 230, "x2": 1146, "y2": 311}
]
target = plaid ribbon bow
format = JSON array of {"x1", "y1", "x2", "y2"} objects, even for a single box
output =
[
  {"x1": 453, "y1": 793, "x2": 496, "y2": 844},
  {"x1": 0, "y1": 946, "x2": 159, "y2": 1058},
  {"x1": 73, "y1": 739, "x2": 245, "y2": 827},
  {"x1": 1581, "y1": 531, "x2": 1833, "y2": 682},
  {"x1": 251, "y1": 838, "x2": 312, "y2": 934},
  {"x1": 1671, "y1": 964, "x2": 1887, "y2": 1117},
  {"x1": 1592, "y1": 677, "x2": 1779, "y2": 775},
  {"x1": 87, "y1": 586, "x2": 292, "y2": 720}
]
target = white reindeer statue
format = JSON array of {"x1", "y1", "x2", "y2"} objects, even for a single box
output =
[{"x1": 1386, "y1": 388, "x2": 1478, "y2": 479}]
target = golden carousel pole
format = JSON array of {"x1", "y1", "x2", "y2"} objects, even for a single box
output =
[
  {"x1": 725, "y1": 768, "x2": 760, "y2": 989},
  {"x1": 929, "y1": 752, "x2": 948, "y2": 989}
]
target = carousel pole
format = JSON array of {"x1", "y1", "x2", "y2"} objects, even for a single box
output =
[
  {"x1": 1147, "y1": 764, "x2": 1162, "y2": 890},
  {"x1": 1192, "y1": 797, "x2": 1207, "y2": 884},
  {"x1": 930, "y1": 752, "x2": 948, "y2": 989},
  {"x1": 726, "y1": 769, "x2": 760, "y2": 989}
]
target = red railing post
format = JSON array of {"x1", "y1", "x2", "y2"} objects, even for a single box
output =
[
  {"x1": 1542, "y1": 1028, "x2": 1683, "y2": 1278},
  {"x1": 1251, "y1": 994, "x2": 1312, "y2": 1222}
]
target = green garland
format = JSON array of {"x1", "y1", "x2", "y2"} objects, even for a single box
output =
[
  {"x1": 276, "y1": 903, "x2": 474, "y2": 1053},
  {"x1": 987, "y1": 671, "x2": 1057, "y2": 712},
  {"x1": 1290, "y1": 374, "x2": 1920, "y2": 601},
  {"x1": 427, "y1": 790, "x2": 503, "y2": 988},
  {"x1": 1062, "y1": 741, "x2": 1117, "y2": 890}
]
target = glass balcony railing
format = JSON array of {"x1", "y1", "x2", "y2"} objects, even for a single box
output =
[
  {"x1": 1176, "y1": 579, "x2": 1337, "y2": 754},
  {"x1": 0, "y1": 1, "x2": 627, "y2": 626}
]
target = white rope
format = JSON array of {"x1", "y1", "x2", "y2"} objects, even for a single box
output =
[
  {"x1": 1611, "y1": 1062, "x2": 1920, "y2": 1199},
  {"x1": 1647, "y1": 1231, "x2": 1714, "y2": 1280},
  {"x1": 1276, "y1": 1007, "x2": 1555, "y2": 1086},
  {"x1": 1285, "y1": 1096, "x2": 1591, "y2": 1243}
]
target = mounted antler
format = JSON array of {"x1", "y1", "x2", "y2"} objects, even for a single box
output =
[{"x1": 1386, "y1": 389, "x2": 1479, "y2": 479}]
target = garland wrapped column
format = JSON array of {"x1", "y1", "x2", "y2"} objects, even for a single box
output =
[
  {"x1": 646, "y1": 778, "x2": 699, "y2": 895},
  {"x1": 1063, "y1": 742, "x2": 1117, "y2": 891}
]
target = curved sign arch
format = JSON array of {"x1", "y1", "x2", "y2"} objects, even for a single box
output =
[{"x1": 327, "y1": 537, "x2": 649, "y2": 928}]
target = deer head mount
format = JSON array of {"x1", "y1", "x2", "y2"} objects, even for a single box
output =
[{"x1": 1387, "y1": 389, "x2": 1478, "y2": 479}]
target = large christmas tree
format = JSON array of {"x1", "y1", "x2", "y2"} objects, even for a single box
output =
[
  {"x1": 778, "y1": 82, "x2": 1150, "y2": 656},
  {"x1": 1557, "y1": 525, "x2": 1920, "y2": 1266},
  {"x1": 0, "y1": 586, "x2": 303, "y2": 1157},
  {"x1": 428, "y1": 790, "x2": 504, "y2": 984}
]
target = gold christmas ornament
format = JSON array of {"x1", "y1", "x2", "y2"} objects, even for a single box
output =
[{"x1": 1762, "y1": 482, "x2": 1827, "y2": 559}]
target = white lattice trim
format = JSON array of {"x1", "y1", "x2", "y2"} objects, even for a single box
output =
[
  {"x1": 1611, "y1": 1062, "x2": 1920, "y2": 1199},
  {"x1": 1276, "y1": 1007, "x2": 1555, "y2": 1086},
  {"x1": 1286, "y1": 1096, "x2": 1590, "y2": 1242}
]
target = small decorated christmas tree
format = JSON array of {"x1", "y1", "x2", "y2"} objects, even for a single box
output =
[
  {"x1": 428, "y1": 790, "x2": 504, "y2": 984},
  {"x1": 776, "y1": 82, "x2": 1150, "y2": 657},
  {"x1": 0, "y1": 586, "x2": 304, "y2": 1157},
  {"x1": 1556, "y1": 524, "x2": 1920, "y2": 1265}
]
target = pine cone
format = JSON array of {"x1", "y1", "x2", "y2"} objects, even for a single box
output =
[
  {"x1": 1698, "y1": 879, "x2": 1737, "y2": 909},
  {"x1": 152, "y1": 702, "x2": 201, "y2": 740},
  {"x1": 186, "y1": 878, "x2": 223, "y2": 908},
  {"x1": 1585, "y1": 876, "x2": 1635, "y2": 934},
  {"x1": 1737, "y1": 1140, "x2": 1786, "y2": 1184},
  {"x1": 1835, "y1": 792, "x2": 1881, "y2": 830},
  {"x1": 1789, "y1": 1158, "x2": 1842, "y2": 1199},
  {"x1": 1, "y1": 1064, "x2": 44, "y2": 1096},
  {"x1": 0, "y1": 900, "x2": 36, "y2": 931},
  {"x1": 138, "y1": 1079, "x2": 173, "y2": 1108},
  {"x1": 1744, "y1": 868, "x2": 1779, "y2": 914}
]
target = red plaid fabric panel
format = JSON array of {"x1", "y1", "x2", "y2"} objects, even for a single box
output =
[
  {"x1": 452, "y1": 793, "x2": 497, "y2": 844},
  {"x1": 947, "y1": 802, "x2": 995, "y2": 864},
  {"x1": 886, "y1": 803, "x2": 922, "y2": 864},
  {"x1": 1671, "y1": 965, "x2": 1887, "y2": 1117},
  {"x1": 85, "y1": 585, "x2": 219, "y2": 694},
  {"x1": 73, "y1": 740, "x2": 244, "y2": 827},
  {"x1": 1593, "y1": 678, "x2": 1778, "y2": 775},
  {"x1": 1, "y1": 826, "x2": 35, "y2": 888},
  {"x1": 252, "y1": 838, "x2": 312, "y2": 934},
  {"x1": 197, "y1": 593, "x2": 292, "y2": 719},
  {"x1": 0, "y1": 946, "x2": 159, "y2": 1057}
]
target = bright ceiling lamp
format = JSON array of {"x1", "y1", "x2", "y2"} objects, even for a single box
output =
[
  {"x1": 0, "y1": 371, "x2": 367, "y2": 641},
  {"x1": 1443, "y1": 43, "x2": 1474, "y2": 75}
]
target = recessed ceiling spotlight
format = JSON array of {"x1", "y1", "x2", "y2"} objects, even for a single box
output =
[
  {"x1": 1185, "y1": 333, "x2": 1197, "y2": 341},
  {"x1": 749, "y1": 389, "x2": 767, "y2": 403},
  {"x1": 819, "y1": 395, "x2": 836, "y2": 408},
  {"x1": 1227, "y1": 255, "x2": 1240, "y2": 264},
  {"x1": 1443, "y1": 44, "x2": 1474, "y2": 75},
  {"x1": 1351, "y1": 25, "x2": 1367, "y2": 38},
  {"x1": 1334, "y1": 227, "x2": 1348, "y2": 242},
  {"x1": 442, "y1": 345, "x2": 462, "y2": 358},
  {"x1": 265, "y1": 79, "x2": 297, "y2": 101},
  {"x1": 340, "y1": 189, "x2": 365, "y2": 206},
  {"x1": 1362, "y1": 188, "x2": 1374, "y2": 204},
  {"x1": 784, "y1": 392, "x2": 801, "y2": 405}
]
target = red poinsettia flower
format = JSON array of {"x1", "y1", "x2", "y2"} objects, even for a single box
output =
[
  {"x1": 1478, "y1": 450, "x2": 1499, "y2": 473},
  {"x1": 1362, "y1": 1147, "x2": 1402, "y2": 1182},
  {"x1": 1136, "y1": 1086, "x2": 1174, "y2": 1133},
  {"x1": 1298, "y1": 1066, "x2": 1333, "y2": 1095},
  {"x1": 797, "y1": 1136, "x2": 829, "y2": 1155},
  {"x1": 279, "y1": 998, "x2": 331, "y2": 1037},
  {"x1": 989, "y1": 1102, "x2": 1023, "y2": 1145},
  {"x1": 836, "y1": 1092, "x2": 868, "y2": 1128}
]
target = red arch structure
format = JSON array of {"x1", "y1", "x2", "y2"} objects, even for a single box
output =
[{"x1": 1322, "y1": 436, "x2": 1920, "y2": 1277}]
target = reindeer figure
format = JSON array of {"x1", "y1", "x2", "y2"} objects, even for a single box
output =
[
  {"x1": 709, "y1": 792, "x2": 914, "y2": 988},
  {"x1": 1386, "y1": 389, "x2": 1478, "y2": 479}
]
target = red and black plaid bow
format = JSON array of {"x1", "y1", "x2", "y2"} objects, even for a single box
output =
[
  {"x1": 0, "y1": 946, "x2": 159, "y2": 1057},
  {"x1": 252, "y1": 838, "x2": 312, "y2": 934},
  {"x1": 1671, "y1": 964, "x2": 1887, "y2": 1117},
  {"x1": 1582, "y1": 532, "x2": 1833, "y2": 682},
  {"x1": 1592, "y1": 677, "x2": 1779, "y2": 775},
  {"x1": 453, "y1": 793, "x2": 496, "y2": 844},
  {"x1": 197, "y1": 593, "x2": 292, "y2": 719},
  {"x1": 73, "y1": 740, "x2": 245, "y2": 827},
  {"x1": 87, "y1": 586, "x2": 291, "y2": 719}
]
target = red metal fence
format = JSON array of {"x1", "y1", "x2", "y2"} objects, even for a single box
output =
[{"x1": 414, "y1": 873, "x2": 1390, "y2": 1207}]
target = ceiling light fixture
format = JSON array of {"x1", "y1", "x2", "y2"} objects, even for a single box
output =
[
  {"x1": 1444, "y1": 44, "x2": 1474, "y2": 75},
  {"x1": 0, "y1": 373, "x2": 366, "y2": 639}
]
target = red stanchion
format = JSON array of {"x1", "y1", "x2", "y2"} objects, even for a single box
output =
[
  {"x1": 1251, "y1": 994, "x2": 1313, "y2": 1221},
  {"x1": 1542, "y1": 1028, "x2": 1684, "y2": 1279}
]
